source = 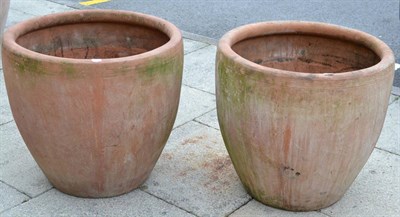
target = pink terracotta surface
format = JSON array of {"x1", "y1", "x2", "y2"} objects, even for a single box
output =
[
  {"x1": 2, "y1": 10, "x2": 183, "y2": 197},
  {"x1": 216, "y1": 21, "x2": 394, "y2": 211}
]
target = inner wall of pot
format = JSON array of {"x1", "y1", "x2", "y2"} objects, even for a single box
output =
[
  {"x1": 231, "y1": 34, "x2": 381, "y2": 73},
  {"x1": 16, "y1": 22, "x2": 169, "y2": 59}
]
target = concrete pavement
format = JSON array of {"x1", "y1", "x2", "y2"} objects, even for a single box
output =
[{"x1": 1, "y1": 1, "x2": 399, "y2": 216}]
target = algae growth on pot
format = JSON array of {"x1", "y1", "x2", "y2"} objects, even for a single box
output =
[
  {"x1": 2, "y1": 9, "x2": 183, "y2": 198},
  {"x1": 216, "y1": 21, "x2": 394, "y2": 211}
]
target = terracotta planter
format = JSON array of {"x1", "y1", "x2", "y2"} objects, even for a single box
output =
[
  {"x1": 2, "y1": 10, "x2": 183, "y2": 197},
  {"x1": 216, "y1": 21, "x2": 394, "y2": 211}
]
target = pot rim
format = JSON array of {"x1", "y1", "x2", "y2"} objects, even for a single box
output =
[
  {"x1": 218, "y1": 21, "x2": 395, "y2": 80},
  {"x1": 2, "y1": 9, "x2": 182, "y2": 65}
]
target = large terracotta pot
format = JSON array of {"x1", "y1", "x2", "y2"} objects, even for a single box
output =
[
  {"x1": 216, "y1": 21, "x2": 394, "y2": 211},
  {"x1": 2, "y1": 10, "x2": 183, "y2": 197}
]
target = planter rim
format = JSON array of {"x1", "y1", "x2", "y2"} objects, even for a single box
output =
[
  {"x1": 218, "y1": 21, "x2": 394, "y2": 80},
  {"x1": 2, "y1": 9, "x2": 182, "y2": 65}
]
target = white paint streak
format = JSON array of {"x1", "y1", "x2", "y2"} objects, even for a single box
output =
[
  {"x1": 395, "y1": 63, "x2": 400, "y2": 71},
  {"x1": 91, "y1": 59, "x2": 102, "y2": 63}
]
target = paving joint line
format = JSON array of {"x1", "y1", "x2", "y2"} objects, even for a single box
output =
[
  {"x1": 0, "y1": 120, "x2": 14, "y2": 127},
  {"x1": 171, "y1": 121, "x2": 188, "y2": 130},
  {"x1": 0, "y1": 199, "x2": 28, "y2": 215},
  {"x1": 375, "y1": 147, "x2": 400, "y2": 156},
  {"x1": 319, "y1": 210, "x2": 334, "y2": 217},
  {"x1": 389, "y1": 96, "x2": 399, "y2": 105},
  {"x1": 31, "y1": 187, "x2": 54, "y2": 199},
  {"x1": 225, "y1": 197, "x2": 253, "y2": 216},
  {"x1": 0, "y1": 186, "x2": 55, "y2": 215},
  {"x1": 6, "y1": 7, "x2": 37, "y2": 18},
  {"x1": 0, "y1": 179, "x2": 32, "y2": 200},
  {"x1": 184, "y1": 44, "x2": 213, "y2": 56},
  {"x1": 172, "y1": 108, "x2": 215, "y2": 131},
  {"x1": 193, "y1": 119, "x2": 219, "y2": 131},
  {"x1": 172, "y1": 106, "x2": 216, "y2": 131},
  {"x1": 0, "y1": 180, "x2": 31, "y2": 215},
  {"x1": 139, "y1": 189, "x2": 199, "y2": 217},
  {"x1": 182, "y1": 83, "x2": 215, "y2": 96}
]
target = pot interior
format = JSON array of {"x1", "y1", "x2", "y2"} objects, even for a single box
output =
[
  {"x1": 16, "y1": 22, "x2": 169, "y2": 59},
  {"x1": 232, "y1": 34, "x2": 380, "y2": 73}
]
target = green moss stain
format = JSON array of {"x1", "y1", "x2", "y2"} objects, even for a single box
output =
[
  {"x1": 141, "y1": 56, "x2": 183, "y2": 78},
  {"x1": 145, "y1": 58, "x2": 172, "y2": 77},
  {"x1": 217, "y1": 53, "x2": 263, "y2": 114},
  {"x1": 61, "y1": 62, "x2": 75, "y2": 77},
  {"x1": 15, "y1": 55, "x2": 44, "y2": 76},
  {"x1": 218, "y1": 53, "x2": 289, "y2": 209}
]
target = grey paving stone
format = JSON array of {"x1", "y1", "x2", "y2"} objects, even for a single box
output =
[
  {"x1": 5, "y1": 9, "x2": 36, "y2": 28},
  {"x1": 183, "y1": 38, "x2": 209, "y2": 54},
  {"x1": 195, "y1": 108, "x2": 219, "y2": 130},
  {"x1": 1, "y1": 189, "x2": 194, "y2": 217},
  {"x1": 389, "y1": 94, "x2": 399, "y2": 104},
  {"x1": 321, "y1": 149, "x2": 400, "y2": 217},
  {"x1": 229, "y1": 200, "x2": 326, "y2": 217},
  {"x1": 377, "y1": 98, "x2": 400, "y2": 155},
  {"x1": 182, "y1": 45, "x2": 216, "y2": 94},
  {"x1": 0, "y1": 182, "x2": 29, "y2": 213},
  {"x1": 10, "y1": 0, "x2": 73, "y2": 17},
  {"x1": 0, "y1": 121, "x2": 52, "y2": 197},
  {"x1": 173, "y1": 85, "x2": 215, "y2": 128},
  {"x1": 0, "y1": 70, "x2": 13, "y2": 124},
  {"x1": 143, "y1": 121, "x2": 251, "y2": 217}
]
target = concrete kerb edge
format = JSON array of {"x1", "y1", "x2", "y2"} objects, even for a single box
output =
[{"x1": 181, "y1": 30, "x2": 217, "y2": 46}]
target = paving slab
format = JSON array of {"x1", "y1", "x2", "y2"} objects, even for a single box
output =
[
  {"x1": 377, "y1": 97, "x2": 400, "y2": 155},
  {"x1": 321, "y1": 149, "x2": 400, "y2": 217},
  {"x1": 195, "y1": 108, "x2": 219, "y2": 130},
  {"x1": 173, "y1": 85, "x2": 215, "y2": 128},
  {"x1": 389, "y1": 94, "x2": 399, "y2": 104},
  {"x1": 229, "y1": 200, "x2": 326, "y2": 217},
  {"x1": 0, "y1": 182, "x2": 29, "y2": 213},
  {"x1": 142, "y1": 121, "x2": 251, "y2": 217},
  {"x1": 10, "y1": 0, "x2": 73, "y2": 17},
  {"x1": 184, "y1": 38, "x2": 209, "y2": 54},
  {"x1": 4, "y1": 9, "x2": 36, "y2": 28},
  {"x1": 0, "y1": 121, "x2": 52, "y2": 197},
  {"x1": 182, "y1": 45, "x2": 216, "y2": 94},
  {"x1": 0, "y1": 70, "x2": 13, "y2": 124},
  {"x1": 0, "y1": 189, "x2": 194, "y2": 217}
]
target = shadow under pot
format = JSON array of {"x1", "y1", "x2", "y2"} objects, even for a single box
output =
[
  {"x1": 216, "y1": 21, "x2": 394, "y2": 211},
  {"x1": 2, "y1": 10, "x2": 183, "y2": 197}
]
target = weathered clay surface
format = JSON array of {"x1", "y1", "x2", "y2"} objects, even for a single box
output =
[
  {"x1": 216, "y1": 21, "x2": 394, "y2": 211},
  {"x1": 2, "y1": 10, "x2": 183, "y2": 197}
]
